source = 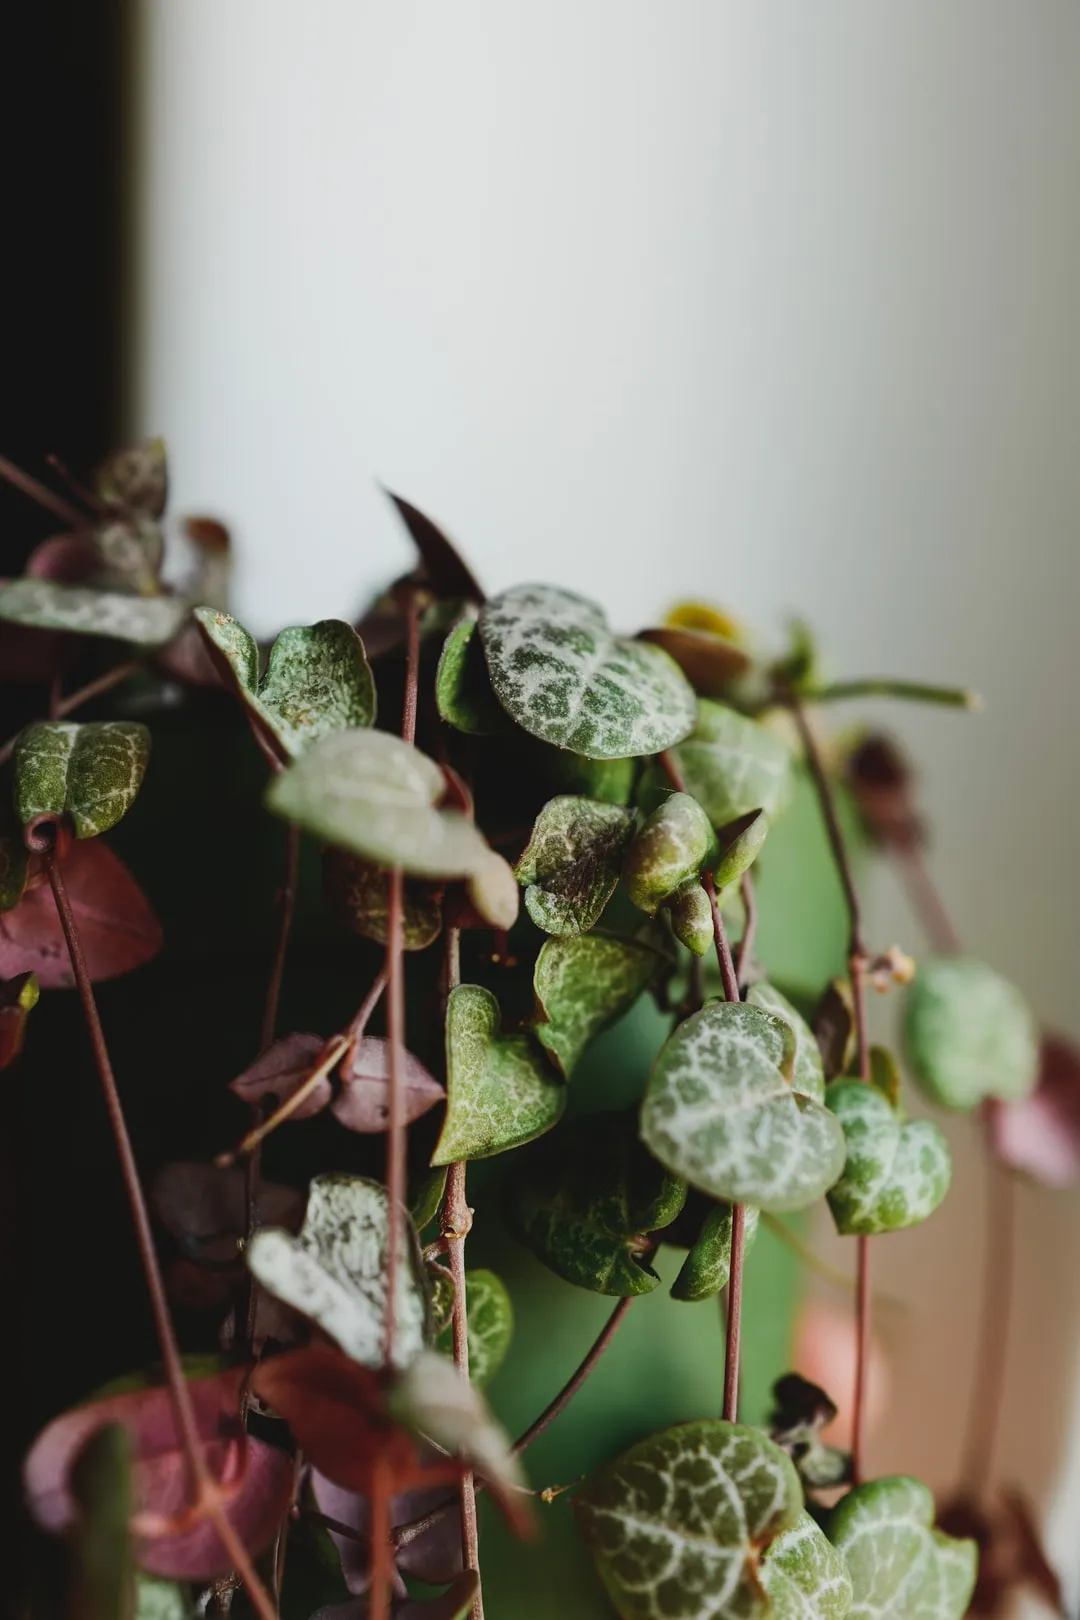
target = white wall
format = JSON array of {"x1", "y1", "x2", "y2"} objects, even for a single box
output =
[{"x1": 136, "y1": 3, "x2": 1080, "y2": 1608}]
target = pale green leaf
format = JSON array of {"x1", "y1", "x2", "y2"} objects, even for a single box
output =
[
  {"x1": 479, "y1": 584, "x2": 698, "y2": 760},
  {"x1": 514, "y1": 795, "x2": 636, "y2": 935},
  {"x1": 466, "y1": 849, "x2": 520, "y2": 930},
  {"x1": 623, "y1": 793, "x2": 718, "y2": 914},
  {"x1": 670, "y1": 1203, "x2": 759, "y2": 1302},
  {"x1": 827, "y1": 1476, "x2": 977, "y2": 1619},
  {"x1": 640, "y1": 1002, "x2": 847, "y2": 1212},
  {"x1": 389, "y1": 1350, "x2": 527, "y2": 1524},
  {"x1": 748, "y1": 982, "x2": 826, "y2": 1104},
  {"x1": 506, "y1": 1110, "x2": 687, "y2": 1296},
  {"x1": 533, "y1": 933, "x2": 661, "y2": 1078},
  {"x1": 0, "y1": 578, "x2": 188, "y2": 646},
  {"x1": 13, "y1": 721, "x2": 150, "y2": 838},
  {"x1": 266, "y1": 729, "x2": 493, "y2": 878},
  {"x1": 136, "y1": 1577, "x2": 190, "y2": 1620},
  {"x1": 195, "y1": 609, "x2": 375, "y2": 758},
  {"x1": 904, "y1": 955, "x2": 1039, "y2": 1110},
  {"x1": 665, "y1": 879, "x2": 713, "y2": 956},
  {"x1": 435, "y1": 1268, "x2": 514, "y2": 1386},
  {"x1": 646, "y1": 700, "x2": 792, "y2": 827},
  {"x1": 826, "y1": 1081, "x2": 952, "y2": 1236},
  {"x1": 713, "y1": 809, "x2": 769, "y2": 889},
  {"x1": 435, "y1": 614, "x2": 508, "y2": 735},
  {"x1": 246, "y1": 1174, "x2": 430, "y2": 1370},
  {"x1": 431, "y1": 984, "x2": 565, "y2": 1163},
  {"x1": 575, "y1": 1420, "x2": 804, "y2": 1620},
  {"x1": 760, "y1": 1511, "x2": 854, "y2": 1618}
]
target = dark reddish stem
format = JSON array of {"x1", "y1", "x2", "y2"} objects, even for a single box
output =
[
  {"x1": 736, "y1": 872, "x2": 758, "y2": 987},
  {"x1": 0, "y1": 449, "x2": 86, "y2": 528},
  {"x1": 786, "y1": 694, "x2": 873, "y2": 1483}
]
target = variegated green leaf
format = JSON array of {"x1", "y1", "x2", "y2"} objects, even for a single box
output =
[
  {"x1": 827, "y1": 1476, "x2": 977, "y2": 1619},
  {"x1": 506, "y1": 1111, "x2": 687, "y2": 1296},
  {"x1": 640, "y1": 1002, "x2": 847, "y2": 1212},
  {"x1": 533, "y1": 933, "x2": 661, "y2": 1078},
  {"x1": 826, "y1": 1080, "x2": 952, "y2": 1236},
  {"x1": 748, "y1": 982, "x2": 826, "y2": 1104},
  {"x1": 0, "y1": 579, "x2": 187, "y2": 646},
  {"x1": 713, "y1": 809, "x2": 769, "y2": 889},
  {"x1": 670, "y1": 1202, "x2": 759, "y2": 1302},
  {"x1": 246, "y1": 1174, "x2": 430, "y2": 1370},
  {"x1": 759, "y1": 1511, "x2": 854, "y2": 1618},
  {"x1": 266, "y1": 729, "x2": 492, "y2": 878},
  {"x1": 574, "y1": 1421, "x2": 804, "y2": 1620},
  {"x1": 195, "y1": 609, "x2": 375, "y2": 759},
  {"x1": 904, "y1": 955, "x2": 1039, "y2": 1110},
  {"x1": 13, "y1": 721, "x2": 150, "y2": 838},
  {"x1": 622, "y1": 793, "x2": 717, "y2": 915},
  {"x1": 645, "y1": 700, "x2": 792, "y2": 828},
  {"x1": 323, "y1": 849, "x2": 443, "y2": 951},
  {"x1": 431, "y1": 984, "x2": 565, "y2": 1164},
  {"x1": 514, "y1": 795, "x2": 636, "y2": 935},
  {"x1": 435, "y1": 1268, "x2": 514, "y2": 1386},
  {"x1": 537, "y1": 740, "x2": 636, "y2": 805},
  {"x1": 435, "y1": 614, "x2": 508, "y2": 735},
  {"x1": 478, "y1": 584, "x2": 697, "y2": 760},
  {"x1": 664, "y1": 879, "x2": 714, "y2": 956}
]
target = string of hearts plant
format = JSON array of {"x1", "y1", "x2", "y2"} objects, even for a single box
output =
[{"x1": 0, "y1": 441, "x2": 1065, "y2": 1620}]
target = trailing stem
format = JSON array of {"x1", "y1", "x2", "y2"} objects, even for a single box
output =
[
  {"x1": 39, "y1": 835, "x2": 277, "y2": 1620},
  {"x1": 785, "y1": 695, "x2": 873, "y2": 1484}
]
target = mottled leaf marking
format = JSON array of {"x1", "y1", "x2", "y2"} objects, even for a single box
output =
[
  {"x1": 647, "y1": 700, "x2": 792, "y2": 828},
  {"x1": 670, "y1": 1203, "x2": 759, "y2": 1302},
  {"x1": 14, "y1": 721, "x2": 151, "y2": 838},
  {"x1": 431, "y1": 985, "x2": 565, "y2": 1164},
  {"x1": 827, "y1": 1476, "x2": 977, "y2": 1619},
  {"x1": 759, "y1": 1511, "x2": 854, "y2": 1619},
  {"x1": 904, "y1": 955, "x2": 1039, "y2": 1110},
  {"x1": 748, "y1": 982, "x2": 826, "y2": 1104},
  {"x1": 435, "y1": 1269, "x2": 514, "y2": 1387},
  {"x1": 515, "y1": 795, "x2": 636, "y2": 935},
  {"x1": 826, "y1": 1080, "x2": 952, "y2": 1236},
  {"x1": 533, "y1": 933, "x2": 661, "y2": 1078},
  {"x1": 0, "y1": 579, "x2": 188, "y2": 646}
]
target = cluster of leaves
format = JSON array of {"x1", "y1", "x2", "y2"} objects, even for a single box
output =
[{"x1": 2, "y1": 441, "x2": 1066, "y2": 1620}]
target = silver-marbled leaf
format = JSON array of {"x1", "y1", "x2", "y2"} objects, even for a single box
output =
[
  {"x1": 648, "y1": 700, "x2": 792, "y2": 827},
  {"x1": 670, "y1": 1203, "x2": 760, "y2": 1302},
  {"x1": 640, "y1": 1002, "x2": 847, "y2": 1212},
  {"x1": 514, "y1": 795, "x2": 636, "y2": 935},
  {"x1": 826, "y1": 1080, "x2": 952, "y2": 1236},
  {"x1": 245, "y1": 1173, "x2": 430, "y2": 1370},
  {"x1": 533, "y1": 932, "x2": 661, "y2": 1078},
  {"x1": 574, "y1": 1420, "x2": 804, "y2": 1620},
  {"x1": 266, "y1": 729, "x2": 492, "y2": 878},
  {"x1": 826, "y1": 1476, "x2": 977, "y2": 1619},
  {"x1": 478, "y1": 584, "x2": 697, "y2": 760},
  {"x1": 0, "y1": 579, "x2": 188, "y2": 646},
  {"x1": 759, "y1": 1511, "x2": 854, "y2": 1619},
  {"x1": 748, "y1": 982, "x2": 826, "y2": 1104},
  {"x1": 13, "y1": 721, "x2": 150, "y2": 838},
  {"x1": 434, "y1": 1268, "x2": 514, "y2": 1387},
  {"x1": 431, "y1": 984, "x2": 565, "y2": 1164},
  {"x1": 903, "y1": 955, "x2": 1039, "y2": 1110}
]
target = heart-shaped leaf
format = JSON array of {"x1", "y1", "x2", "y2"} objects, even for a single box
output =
[
  {"x1": 478, "y1": 584, "x2": 697, "y2": 760},
  {"x1": 195, "y1": 609, "x2": 376, "y2": 760},
  {"x1": 826, "y1": 1476, "x2": 977, "y2": 1619},
  {"x1": 312, "y1": 1459, "x2": 463, "y2": 1591},
  {"x1": 0, "y1": 971, "x2": 38, "y2": 1070},
  {"x1": 434, "y1": 1268, "x2": 514, "y2": 1387},
  {"x1": 97, "y1": 437, "x2": 168, "y2": 518},
  {"x1": 151, "y1": 1161, "x2": 305, "y2": 1264},
  {"x1": 246, "y1": 1174, "x2": 430, "y2": 1369},
  {"x1": 533, "y1": 933, "x2": 660, "y2": 1078},
  {"x1": 622, "y1": 792, "x2": 717, "y2": 915},
  {"x1": 825, "y1": 1079, "x2": 952, "y2": 1236},
  {"x1": 14, "y1": 721, "x2": 150, "y2": 838},
  {"x1": 0, "y1": 579, "x2": 188, "y2": 646},
  {"x1": 664, "y1": 879, "x2": 714, "y2": 955},
  {"x1": 431, "y1": 985, "x2": 565, "y2": 1164},
  {"x1": 670, "y1": 1202, "x2": 760, "y2": 1302},
  {"x1": 514, "y1": 796, "x2": 636, "y2": 935},
  {"x1": 985, "y1": 1033, "x2": 1080, "y2": 1188},
  {"x1": 636, "y1": 625, "x2": 751, "y2": 696},
  {"x1": 748, "y1": 982, "x2": 826, "y2": 1103},
  {"x1": 646, "y1": 700, "x2": 792, "y2": 827},
  {"x1": 759, "y1": 1511, "x2": 854, "y2": 1618},
  {"x1": 904, "y1": 956, "x2": 1039, "y2": 1110},
  {"x1": 333, "y1": 1038, "x2": 445, "y2": 1133},
  {"x1": 324, "y1": 849, "x2": 443, "y2": 951},
  {"x1": 640, "y1": 1002, "x2": 847, "y2": 1212},
  {"x1": 24, "y1": 1365, "x2": 294, "y2": 1580},
  {"x1": 0, "y1": 839, "x2": 162, "y2": 987},
  {"x1": 506, "y1": 1111, "x2": 686, "y2": 1295},
  {"x1": 266, "y1": 730, "x2": 492, "y2": 878},
  {"x1": 436, "y1": 615, "x2": 507, "y2": 735},
  {"x1": 574, "y1": 1420, "x2": 804, "y2": 1620},
  {"x1": 229, "y1": 1032, "x2": 330, "y2": 1115}
]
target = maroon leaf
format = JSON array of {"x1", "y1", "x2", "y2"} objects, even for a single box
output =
[
  {"x1": 312, "y1": 1460, "x2": 463, "y2": 1592},
  {"x1": 384, "y1": 493, "x2": 485, "y2": 604},
  {"x1": 152, "y1": 1162, "x2": 306, "y2": 1265},
  {"x1": 0, "y1": 841, "x2": 162, "y2": 988},
  {"x1": 24, "y1": 1366, "x2": 294, "y2": 1579},
  {"x1": 26, "y1": 533, "x2": 101, "y2": 583},
  {"x1": 229, "y1": 1033, "x2": 331, "y2": 1118},
  {"x1": 332, "y1": 1039, "x2": 445, "y2": 1134},
  {"x1": 985, "y1": 1033, "x2": 1080, "y2": 1189}
]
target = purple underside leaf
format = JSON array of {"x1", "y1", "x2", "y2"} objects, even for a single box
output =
[
  {"x1": 985, "y1": 1033, "x2": 1080, "y2": 1188},
  {"x1": 313, "y1": 1458, "x2": 463, "y2": 1591},
  {"x1": 332, "y1": 1037, "x2": 445, "y2": 1133},
  {"x1": 152, "y1": 1161, "x2": 305, "y2": 1265},
  {"x1": 229, "y1": 1032, "x2": 331, "y2": 1117},
  {"x1": 0, "y1": 841, "x2": 162, "y2": 988}
]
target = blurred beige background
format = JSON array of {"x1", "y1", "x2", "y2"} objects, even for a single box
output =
[{"x1": 133, "y1": 4, "x2": 1080, "y2": 1610}]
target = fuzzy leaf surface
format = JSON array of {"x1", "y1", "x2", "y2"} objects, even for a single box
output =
[
  {"x1": 640, "y1": 1002, "x2": 846, "y2": 1212},
  {"x1": 904, "y1": 955, "x2": 1039, "y2": 1110},
  {"x1": 479, "y1": 584, "x2": 697, "y2": 759},
  {"x1": 14, "y1": 721, "x2": 150, "y2": 838},
  {"x1": 266, "y1": 729, "x2": 492, "y2": 878},
  {"x1": 671, "y1": 1203, "x2": 760, "y2": 1302},
  {"x1": 431, "y1": 985, "x2": 565, "y2": 1164},
  {"x1": 435, "y1": 1268, "x2": 514, "y2": 1387},
  {"x1": 246, "y1": 1173, "x2": 430, "y2": 1370},
  {"x1": 827, "y1": 1476, "x2": 977, "y2": 1619},
  {"x1": 0, "y1": 579, "x2": 187, "y2": 645},
  {"x1": 515, "y1": 795, "x2": 636, "y2": 935},
  {"x1": 574, "y1": 1420, "x2": 803, "y2": 1620},
  {"x1": 825, "y1": 1080, "x2": 952, "y2": 1236},
  {"x1": 507, "y1": 1111, "x2": 687, "y2": 1295},
  {"x1": 533, "y1": 933, "x2": 660, "y2": 1078},
  {"x1": 649, "y1": 700, "x2": 792, "y2": 827}
]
